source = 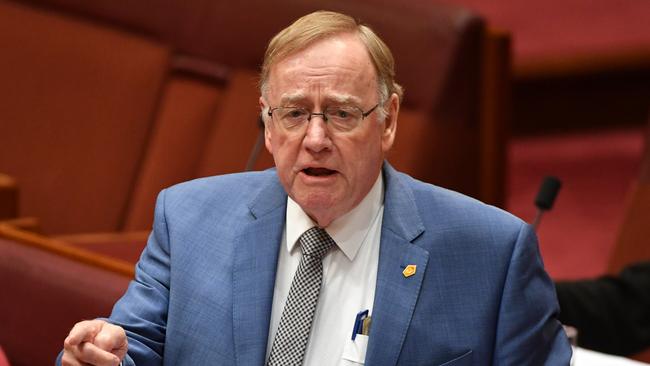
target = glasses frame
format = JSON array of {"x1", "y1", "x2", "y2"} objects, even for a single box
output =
[{"x1": 267, "y1": 103, "x2": 379, "y2": 132}]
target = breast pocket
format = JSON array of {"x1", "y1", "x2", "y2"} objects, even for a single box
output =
[
  {"x1": 340, "y1": 334, "x2": 369, "y2": 365},
  {"x1": 436, "y1": 350, "x2": 473, "y2": 366}
]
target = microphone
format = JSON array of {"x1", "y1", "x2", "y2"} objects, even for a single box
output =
[{"x1": 532, "y1": 176, "x2": 562, "y2": 231}]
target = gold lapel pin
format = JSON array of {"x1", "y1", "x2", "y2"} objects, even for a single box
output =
[{"x1": 402, "y1": 264, "x2": 417, "y2": 278}]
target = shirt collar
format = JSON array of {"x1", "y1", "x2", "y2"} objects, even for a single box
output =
[{"x1": 285, "y1": 173, "x2": 384, "y2": 261}]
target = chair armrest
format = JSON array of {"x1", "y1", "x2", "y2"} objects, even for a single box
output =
[
  {"x1": 55, "y1": 231, "x2": 149, "y2": 264},
  {"x1": 0, "y1": 217, "x2": 41, "y2": 233},
  {"x1": 0, "y1": 223, "x2": 134, "y2": 277}
]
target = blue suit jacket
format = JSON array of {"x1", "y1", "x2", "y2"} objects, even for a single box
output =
[{"x1": 62, "y1": 164, "x2": 571, "y2": 365}]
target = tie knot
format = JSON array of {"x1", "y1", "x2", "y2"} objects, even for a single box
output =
[{"x1": 299, "y1": 227, "x2": 335, "y2": 259}]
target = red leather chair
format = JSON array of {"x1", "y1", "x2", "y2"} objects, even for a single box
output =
[
  {"x1": 1, "y1": 0, "x2": 510, "y2": 240},
  {"x1": 0, "y1": 0, "x2": 170, "y2": 235},
  {"x1": 0, "y1": 227, "x2": 132, "y2": 366}
]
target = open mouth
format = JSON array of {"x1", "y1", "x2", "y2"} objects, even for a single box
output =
[{"x1": 303, "y1": 167, "x2": 337, "y2": 176}]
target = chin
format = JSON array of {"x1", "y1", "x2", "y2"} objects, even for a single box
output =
[
  {"x1": 294, "y1": 190, "x2": 341, "y2": 214},
  {"x1": 300, "y1": 193, "x2": 335, "y2": 209}
]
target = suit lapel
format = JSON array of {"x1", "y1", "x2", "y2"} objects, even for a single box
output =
[
  {"x1": 232, "y1": 175, "x2": 287, "y2": 366},
  {"x1": 230, "y1": 164, "x2": 428, "y2": 365},
  {"x1": 365, "y1": 164, "x2": 429, "y2": 366}
]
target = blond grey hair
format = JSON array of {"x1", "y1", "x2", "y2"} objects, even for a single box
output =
[{"x1": 260, "y1": 10, "x2": 403, "y2": 119}]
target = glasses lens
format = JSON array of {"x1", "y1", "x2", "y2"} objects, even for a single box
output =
[
  {"x1": 325, "y1": 106, "x2": 363, "y2": 131},
  {"x1": 271, "y1": 106, "x2": 367, "y2": 132},
  {"x1": 275, "y1": 107, "x2": 308, "y2": 129}
]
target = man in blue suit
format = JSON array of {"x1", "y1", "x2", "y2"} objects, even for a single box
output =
[{"x1": 60, "y1": 10, "x2": 571, "y2": 366}]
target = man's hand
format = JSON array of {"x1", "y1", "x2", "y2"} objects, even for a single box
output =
[{"x1": 61, "y1": 319, "x2": 128, "y2": 366}]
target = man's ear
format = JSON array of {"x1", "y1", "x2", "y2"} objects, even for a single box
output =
[
  {"x1": 381, "y1": 93, "x2": 399, "y2": 152},
  {"x1": 260, "y1": 96, "x2": 273, "y2": 154}
]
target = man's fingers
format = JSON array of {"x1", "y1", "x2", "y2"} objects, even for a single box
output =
[
  {"x1": 79, "y1": 342, "x2": 121, "y2": 365},
  {"x1": 63, "y1": 320, "x2": 126, "y2": 366},
  {"x1": 67, "y1": 341, "x2": 121, "y2": 366},
  {"x1": 93, "y1": 323, "x2": 127, "y2": 353},
  {"x1": 65, "y1": 320, "x2": 104, "y2": 347},
  {"x1": 60, "y1": 351, "x2": 84, "y2": 366}
]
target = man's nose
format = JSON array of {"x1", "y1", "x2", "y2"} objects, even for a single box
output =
[{"x1": 303, "y1": 116, "x2": 332, "y2": 152}]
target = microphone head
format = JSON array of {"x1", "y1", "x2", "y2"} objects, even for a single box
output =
[{"x1": 535, "y1": 176, "x2": 562, "y2": 211}]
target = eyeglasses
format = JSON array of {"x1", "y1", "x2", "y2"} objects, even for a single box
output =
[{"x1": 267, "y1": 104, "x2": 379, "y2": 133}]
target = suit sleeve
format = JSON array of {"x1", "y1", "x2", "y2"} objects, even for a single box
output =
[
  {"x1": 492, "y1": 223, "x2": 572, "y2": 365},
  {"x1": 107, "y1": 189, "x2": 173, "y2": 366},
  {"x1": 556, "y1": 261, "x2": 650, "y2": 356}
]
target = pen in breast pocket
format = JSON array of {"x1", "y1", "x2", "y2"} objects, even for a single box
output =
[{"x1": 351, "y1": 309, "x2": 371, "y2": 340}]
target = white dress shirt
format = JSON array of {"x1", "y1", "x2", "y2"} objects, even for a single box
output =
[{"x1": 266, "y1": 174, "x2": 385, "y2": 365}]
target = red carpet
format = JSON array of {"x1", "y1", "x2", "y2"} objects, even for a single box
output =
[
  {"x1": 507, "y1": 127, "x2": 645, "y2": 280},
  {"x1": 444, "y1": 0, "x2": 650, "y2": 71}
]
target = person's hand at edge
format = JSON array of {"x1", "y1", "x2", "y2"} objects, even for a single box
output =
[{"x1": 61, "y1": 319, "x2": 127, "y2": 366}]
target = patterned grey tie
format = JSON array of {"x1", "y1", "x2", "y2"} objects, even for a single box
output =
[{"x1": 267, "y1": 226, "x2": 335, "y2": 366}]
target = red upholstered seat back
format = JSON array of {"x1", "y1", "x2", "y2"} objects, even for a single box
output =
[
  {"x1": 13, "y1": 0, "x2": 500, "y2": 204},
  {"x1": 0, "y1": 237, "x2": 131, "y2": 366},
  {"x1": 0, "y1": 1, "x2": 170, "y2": 234},
  {"x1": 1, "y1": 0, "x2": 508, "y2": 233},
  {"x1": 123, "y1": 68, "x2": 274, "y2": 230},
  {"x1": 195, "y1": 69, "x2": 275, "y2": 177},
  {"x1": 122, "y1": 75, "x2": 226, "y2": 230}
]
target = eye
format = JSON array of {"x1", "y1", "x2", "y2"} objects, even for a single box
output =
[
  {"x1": 327, "y1": 107, "x2": 361, "y2": 121},
  {"x1": 289, "y1": 109, "x2": 304, "y2": 118},
  {"x1": 281, "y1": 108, "x2": 308, "y2": 120},
  {"x1": 335, "y1": 109, "x2": 350, "y2": 119}
]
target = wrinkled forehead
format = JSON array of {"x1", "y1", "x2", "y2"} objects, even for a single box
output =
[{"x1": 266, "y1": 34, "x2": 378, "y2": 102}]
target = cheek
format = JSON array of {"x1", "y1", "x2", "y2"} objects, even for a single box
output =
[
  {"x1": 352, "y1": 130, "x2": 383, "y2": 160},
  {"x1": 268, "y1": 130, "x2": 288, "y2": 156},
  {"x1": 347, "y1": 132, "x2": 384, "y2": 177},
  {"x1": 271, "y1": 135, "x2": 302, "y2": 173}
]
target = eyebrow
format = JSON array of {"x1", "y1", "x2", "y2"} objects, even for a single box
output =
[
  {"x1": 279, "y1": 92, "x2": 307, "y2": 106},
  {"x1": 326, "y1": 94, "x2": 362, "y2": 105},
  {"x1": 278, "y1": 92, "x2": 362, "y2": 107}
]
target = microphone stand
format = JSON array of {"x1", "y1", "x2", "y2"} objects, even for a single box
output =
[{"x1": 532, "y1": 176, "x2": 562, "y2": 231}]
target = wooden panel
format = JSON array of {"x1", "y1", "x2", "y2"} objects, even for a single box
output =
[{"x1": 479, "y1": 29, "x2": 511, "y2": 207}]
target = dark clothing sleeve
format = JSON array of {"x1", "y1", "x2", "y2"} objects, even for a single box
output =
[{"x1": 555, "y1": 261, "x2": 650, "y2": 356}]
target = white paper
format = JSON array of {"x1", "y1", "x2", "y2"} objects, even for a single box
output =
[{"x1": 574, "y1": 347, "x2": 650, "y2": 366}]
